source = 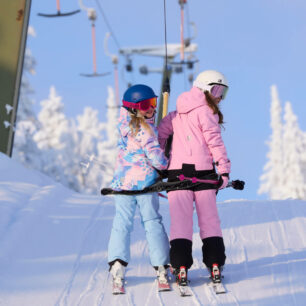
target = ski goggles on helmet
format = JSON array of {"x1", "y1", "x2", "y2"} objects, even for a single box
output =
[
  {"x1": 122, "y1": 97, "x2": 157, "y2": 111},
  {"x1": 209, "y1": 84, "x2": 228, "y2": 100}
]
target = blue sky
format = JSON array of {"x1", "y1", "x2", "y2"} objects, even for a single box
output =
[{"x1": 26, "y1": 0, "x2": 306, "y2": 201}]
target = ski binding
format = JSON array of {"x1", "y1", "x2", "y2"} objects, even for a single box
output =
[{"x1": 177, "y1": 284, "x2": 192, "y2": 296}]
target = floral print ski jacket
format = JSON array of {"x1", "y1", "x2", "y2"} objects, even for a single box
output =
[{"x1": 110, "y1": 107, "x2": 168, "y2": 191}]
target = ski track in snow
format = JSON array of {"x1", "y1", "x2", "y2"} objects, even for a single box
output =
[
  {"x1": 94, "y1": 271, "x2": 110, "y2": 306},
  {"x1": 55, "y1": 201, "x2": 104, "y2": 306},
  {"x1": 0, "y1": 183, "x2": 42, "y2": 244},
  {"x1": 75, "y1": 259, "x2": 108, "y2": 306},
  {"x1": 270, "y1": 202, "x2": 297, "y2": 306}
]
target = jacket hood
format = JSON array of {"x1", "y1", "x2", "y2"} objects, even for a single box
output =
[
  {"x1": 118, "y1": 107, "x2": 131, "y2": 137},
  {"x1": 176, "y1": 86, "x2": 206, "y2": 114}
]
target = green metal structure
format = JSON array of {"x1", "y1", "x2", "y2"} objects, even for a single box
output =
[{"x1": 0, "y1": 0, "x2": 32, "y2": 156}]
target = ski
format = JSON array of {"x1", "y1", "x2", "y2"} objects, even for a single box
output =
[
  {"x1": 157, "y1": 279, "x2": 171, "y2": 292},
  {"x1": 208, "y1": 281, "x2": 226, "y2": 294},
  {"x1": 177, "y1": 284, "x2": 193, "y2": 296},
  {"x1": 112, "y1": 282, "x2": 125, "y2": 295}
]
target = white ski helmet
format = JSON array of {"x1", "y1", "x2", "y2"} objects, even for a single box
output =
[{"x1": 193, "y1": 70, "x2": 228, "y2": 93}]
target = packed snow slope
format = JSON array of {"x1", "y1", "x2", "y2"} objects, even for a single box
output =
[{"x1": 0, "y1": 153, "x2": 306, "y2": 306}]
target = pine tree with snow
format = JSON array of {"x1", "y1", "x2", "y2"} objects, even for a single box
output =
[
  {"x1": 258, "y1": 85, "x2": 285, "y2": 199},
  {"x1": 282, "y1": 102, "x2": 306, "y2": 199},
  {"x1": 33, "y1": 86, "x2": 71, "y2": 186},
  {"x1": 96, "y1": 86, "x2": 119, "y2": 188},
  {"x1": 75, "y1": 106, "x2": 105, "y2": 194},
  {"x1": 77, "y1": 86, "x2": 119, "y2": 194},
  {"x1": 13, "y1": 26, "x2": 41, "y2": 169}
]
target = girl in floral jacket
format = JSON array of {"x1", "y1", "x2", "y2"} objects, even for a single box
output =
[{"x1": 108, "y1": 84, "x2": 170, "y2": 290}]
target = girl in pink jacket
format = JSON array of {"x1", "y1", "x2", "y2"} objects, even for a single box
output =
[{"x1": 158, "y1": 70, "x2": 231, "y2": 286}]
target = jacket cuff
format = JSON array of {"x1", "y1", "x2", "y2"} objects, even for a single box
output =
[{"x1": 215, "y1": 159, "x2": 231, "y2": 175}]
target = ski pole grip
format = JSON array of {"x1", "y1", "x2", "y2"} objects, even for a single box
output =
[
  {"x1": 230, "y1": 180, "x2": 245, "y2": 190},
  {"x1": 162, "y1": 92, "x2": 169, "y2": 118}
]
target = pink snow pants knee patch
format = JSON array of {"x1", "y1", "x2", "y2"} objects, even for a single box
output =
[{"x1": 168, "y1": 189, "x2": 222, "y2": 241}]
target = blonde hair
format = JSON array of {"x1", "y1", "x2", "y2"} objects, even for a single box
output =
[{"x1": 129, "y1": 111, "x2": 153, "y2": 137}]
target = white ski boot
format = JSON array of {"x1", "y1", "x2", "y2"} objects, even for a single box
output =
[
  {"x1": 110, "y1": 261, "x2": 126, "y2": 294},
  {"x1": 156, "y1": 266, "x2": 170, "y2": 291}
]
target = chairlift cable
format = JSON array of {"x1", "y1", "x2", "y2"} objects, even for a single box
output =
[
  {"x1": 94, "y1": 0, "x2": 121, "y2": 50},
  {"x1": 163, "y1": 0, "x2": 168, "y2": 69},
  {"x1": 162, "y1": 0, "x2": 170, "y2": 119}
]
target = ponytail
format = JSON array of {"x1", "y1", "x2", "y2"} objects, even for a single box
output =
[{"x1": 129, "y1": 111, "x2": 153, "y2": 137}]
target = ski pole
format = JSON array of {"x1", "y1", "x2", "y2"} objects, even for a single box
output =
[{"x1": 226, "y1": 180, "x2": 245, "y2": 190}]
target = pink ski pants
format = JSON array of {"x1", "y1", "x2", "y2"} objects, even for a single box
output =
[{"x1": 168, "y1": 189, "x2": 223, "y2": 241}]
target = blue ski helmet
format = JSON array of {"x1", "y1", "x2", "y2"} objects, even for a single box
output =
[{"x1": 123, "y1": 84, "x2": 157, "y2": 104}]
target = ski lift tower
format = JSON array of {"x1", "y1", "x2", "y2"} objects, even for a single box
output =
[
  {"x1": 0, "y1": 0, "x2": 32, "y2": 156},
  {"x1": 119, "y1": 43, "x2": 197, "y2": 124}
]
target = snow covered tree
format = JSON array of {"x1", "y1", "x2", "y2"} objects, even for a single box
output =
[
  {"x1": 33, "y1": 86, "x2": 72, "y2": 185},
  {"x1": 13, "y1": 26, "x2": 41, "y2": 169},
  {"x1": 77, "y1": 86, "x2": 119, "y2": 194},
  {"x1": 259, "y1": 85, "x2": 306, "y2": 200},
  {"x1": 75, "y1": 106, "x2": 104, "y2": 193},
  {"x1": 282, "y1": 102, "x2": 306, "y2": 199},
  {"x1": 258, "y1": 85, "x2": 285, "y2": 199},
  {"x1": 96, "y1": 86, "x2": 119, "y2": 188}
]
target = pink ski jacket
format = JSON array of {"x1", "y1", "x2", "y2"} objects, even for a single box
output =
[{"x1": 158, "y1": 86, "x2": 231, "y2": 175}]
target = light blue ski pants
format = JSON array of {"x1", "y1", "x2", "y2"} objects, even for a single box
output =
[{"x1": 108, "y1": 193, "x2": 170, "y2": 267}]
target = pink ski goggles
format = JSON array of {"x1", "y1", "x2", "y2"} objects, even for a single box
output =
[
  {"x1": 210, "y1": 84, "x2": 228, "y2": 100},
  {"x1": 122, "y1": 97, "x2": 157, "y2": 111}
]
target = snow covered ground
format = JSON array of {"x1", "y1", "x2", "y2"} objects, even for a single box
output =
[{"x1": 0, "y1": 152, "x2": 305, "y2": 306}]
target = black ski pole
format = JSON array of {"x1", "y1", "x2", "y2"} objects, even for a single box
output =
[{"x1": 227, "y1": 180, "x2": 245, "y2": 190}]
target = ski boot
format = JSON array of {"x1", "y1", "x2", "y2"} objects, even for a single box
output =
[
  {"x1": 156, "y1": 266, "x2": 170, "y2": 291},
  {"x1": 175, "y1": 266, "x2": 188, "y2": 286},
  {"x1": 210, "y1": 263, "x2": 222, "y2": 283},
  {"x1": 173, "y1": 266, "x2": 192, "y2": 296},
  {"x1": 110, "y1": 261, "x2": 126, "y2": 294},
  {"x1": 209, "y1": 263, "x2": 226, "y2": 294}
]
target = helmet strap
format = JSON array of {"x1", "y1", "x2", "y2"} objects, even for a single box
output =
[
  {"x1": 144, "y1": 110, "x2": 156, "y2": 124},
  {"x1": 127, "y1": 108, "x2": 137, "y2": 116}
]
